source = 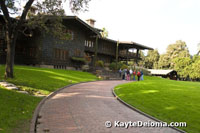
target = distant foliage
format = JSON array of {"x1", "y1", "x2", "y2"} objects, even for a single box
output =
[
  {"x1": 171, "y1": 55, "x2": 200, "y2": 80},
  {"x1": 144, "y1": 49, "x2": 160, "y2": 69},
  {"x1": 138, "y1": 51, "x2": 145, "y2": 67},
  {"x1": 158, "y1": 40, "x2": 190, "y2": 69},
  {"x1": 100, "y1": 27, "x2": 108, "y2": 38},
  {"x1": 142, "y1": 40, "x2": 200, "y2": 80},
  {"x1": 189, "y1": 56, "x2": 200, "y2": 80},
  {"x1": 172, "y1": 57, "x2": 191, "y2": 79}
]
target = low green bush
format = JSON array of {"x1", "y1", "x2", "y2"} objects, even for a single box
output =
[{"x1": 96, "y1": 60, "x2": 104, "y2": 67}]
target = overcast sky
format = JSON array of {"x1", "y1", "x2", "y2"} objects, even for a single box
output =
[{"x1": 64, "y1": 0, "x2": 200, "y2": 55}]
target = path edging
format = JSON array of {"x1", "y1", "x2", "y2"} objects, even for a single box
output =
[{"x1": 112, "y1": 87, "x2": 186, "y2": 133}]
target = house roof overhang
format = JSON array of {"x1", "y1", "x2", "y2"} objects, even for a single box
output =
[
  {"x1": 119, "y1": 41, "x2": 154, "y2": 50},
  {"x1": 98, "y1": 37, "x2": 117, "y2": 43},
  {"x1": 62, "y1": 16, "x2": 101, "y2": 36},
  {"x1": 148, "y1": 69, "x2": 176, "y2": 75}
]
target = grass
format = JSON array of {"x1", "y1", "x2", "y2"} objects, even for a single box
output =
[
  {"x1": 114, "y1": 76, "x2": 200, "y2": 133},
  {"x1": 0, "y1": 86, "x2": 41, "y2": 133},
  {"x1": 0, "y1": 65, "x2": 98, "y2": 132},
  {"x1": 0, "y1": 65, "x2": 98, "y2": 95}
]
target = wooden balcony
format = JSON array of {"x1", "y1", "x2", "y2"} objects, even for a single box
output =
[
  {"x1": 119, "y1": 51, "x2": 140, "y2": 59},
  {"x1": 85, "y1": 46, "x2": 115, "y2": 56}
]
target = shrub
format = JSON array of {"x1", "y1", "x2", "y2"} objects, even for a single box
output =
[
  {"x1": 109, "y1": 62, "x2": 117, "y2": 70},
  {"x1": 109, "y1": 62, "x2": 124, "y2": 70},
  {"x1": 96, "y1": 60, "x2": 104, "y2": 67},
  {"x1": 121, "y1": 64, "x2": 128, "y2": 70}
]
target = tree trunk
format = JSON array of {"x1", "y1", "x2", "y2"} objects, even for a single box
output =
[{"x1": 4, "y1": 28, "x2": 16, "y2": 78}]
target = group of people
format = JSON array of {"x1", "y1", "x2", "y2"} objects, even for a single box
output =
[{"x1": 119, "y1": 68, "x2": 144, "y2": 81}]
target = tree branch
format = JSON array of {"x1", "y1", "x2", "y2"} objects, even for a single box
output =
[
  {"x1": 0, "y1": 0, "x2": 11, "y2": 25},
  {"x1": 13, "y1": 0, "x2": 34, "y2": 39}
]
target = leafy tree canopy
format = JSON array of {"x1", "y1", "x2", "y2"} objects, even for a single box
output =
[
  {"x1": 144, "y1": 49, "x2": 160, "y2": 69},
  {"x1": 100, "y1": 27, "x2": 108, "y2": 38},
  {"x1": 158, "y1": 40, "x2": 190, "y2": 69}
]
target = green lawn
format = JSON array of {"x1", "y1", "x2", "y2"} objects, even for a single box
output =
[
  {"x1": 0, "y1": 65, "x2": 98, "y2": 95},
  {"x1": 114, "y1": 76, "x2": 200, "y2": 133},
  {"x1": 0, "y1": 65, "x2": 98, "y2": 132},
  {"x1": 0, "y1": 87, "x2": 41, "y2": 133}
]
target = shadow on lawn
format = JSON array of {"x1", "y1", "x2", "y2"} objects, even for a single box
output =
[{"x1": 0, "y1": 66, "x2": 97, "y2": 94}]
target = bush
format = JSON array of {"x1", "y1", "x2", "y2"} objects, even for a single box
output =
[
  {"x1": 121, "y1": 64, "x2": 128, "y2": 70},
  {"x1": 109, "y1": 62, "x2": 117, "y2": 70},
  {"x1": 109, "y1": 62, "x2": 124, "y2": 70},
  {"x1": 96, "y1": 60, "x2": 104, "y2": 67}
]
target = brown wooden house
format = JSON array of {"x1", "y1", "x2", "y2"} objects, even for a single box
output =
[{"x1": 0, "y1": 15, "x2": 153, "y2": 69}]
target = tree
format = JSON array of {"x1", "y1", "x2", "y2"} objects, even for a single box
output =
[
  {"x1": 0, "y1": 0, "x2": 91, "y2": 78},
  {"x1": 158, "y1": 40, "x2": 190, "y2": 69},
  {"x1": 158, "y1": 54, "x2": 170, "y2": 69},
  {"x1": 100, "y1": 27, "x2": 108, "y2": 38},
  {"x1": 189, "y1": 56, "x2": 200, "y2": 80},
  {"x1": 172, "y1": 57, "x2": 191, "y2": 79},
  {"x1": 144, "y1": 49, "x2": 160, "y2": 69},
  {"x1": 138, "y1": 50, "x2": 145, "y2": 67}
]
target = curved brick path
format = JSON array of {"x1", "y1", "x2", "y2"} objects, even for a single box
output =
[{"x1": 36, "y1": 81, "x2": 179, "y2": 133}]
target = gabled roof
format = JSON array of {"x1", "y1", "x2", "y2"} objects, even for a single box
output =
[
  {"x1": 0, "y1": 15, "x2": 100, "y2": 36},
  {"x1": 148, "y1": 69, "x2": 176, "y2": 75},
  {"x1": 62, "y1": 16, "x2": 100, "y2": 36}
]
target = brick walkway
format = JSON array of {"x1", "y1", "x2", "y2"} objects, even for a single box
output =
[{"x1": 36, "y1": 81, "x2": 179, "y2": 133}]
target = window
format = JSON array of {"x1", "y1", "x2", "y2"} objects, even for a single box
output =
[
  {"x1": 54, "y1": 48, "x2": 69, "y2": 60},
  {"x1": 74, "y1": 49, "x2": 81, "y2": 57},
  {"x1": 85, "y1": 40, "x2": 94, "y2": 48},
  {"x1": 64, "y1": 51, "x2": 69, "y2": 60}
]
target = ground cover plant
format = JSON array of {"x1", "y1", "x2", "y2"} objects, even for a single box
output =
[
  {"x1": 0, "y1": 65, "x2": 98, "y2": 132},
  {"x1": 114, "y1": 76, "x2": 200, "y2": 133}
]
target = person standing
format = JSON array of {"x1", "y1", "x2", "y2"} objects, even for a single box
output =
[
  {"x1": 122, "y1": 68, "x2": 125, "y2": 80},
  {"x1": 124, "y1": 68, "x2": 127, "y2": 80},
  {"x1": 119, "y1": 68, "x2": 122, "y2": 78},
  {"x1": 127, "y1": 69, "x2": 130, "y2": 80},
  {"x1": 137, "y1": 71, "x2": 141, "y2": 81},
  {"x1": 133, "y1": 70, "x2": 136, "y2": 80},
  {"x1": 140, "y1": 70, "x2": 144, "y2": 80},
  {"x1": 129, "y1": 68, "x2": 133, "y2": 80}
]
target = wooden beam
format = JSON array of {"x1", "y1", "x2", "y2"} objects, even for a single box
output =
[
  {"x1": 136, "y1": 49, "x2": 139, "y2": 64},
  {"x1": 116, "y1": 41, "x2": 119, "y2": 63},
  {"x1": 94, "y1": 36, "x2": 98, "y2": 67},
  {"x1": 126, "y1": 48, "x2": 128, "y2": 65}
]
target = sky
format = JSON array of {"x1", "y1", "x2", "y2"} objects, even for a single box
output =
[{"x1": 64, "y1": 0, "x2": 200, "y2": 55}]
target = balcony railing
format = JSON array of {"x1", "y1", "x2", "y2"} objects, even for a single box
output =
[{"x1": 119, "y1": 51, "x2": 139, "y2": 58}]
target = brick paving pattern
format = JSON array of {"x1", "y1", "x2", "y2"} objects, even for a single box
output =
[{"x1": 37, "y1": 81, "x2": 179, "y2": 133}]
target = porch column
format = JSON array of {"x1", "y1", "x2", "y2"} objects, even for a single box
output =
[
  {"x1": 136, "y1": 48, "x2": 139, "y2": 64},
  {"x1": 94, "y1": 35, "x2": 98, "y2": 67},
  {"x1": 116, "y1": 41, "x2": 119, "y2": 63},
  {"x1": 126, "y1": 48, "x2": 128, "y2": 65}
]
